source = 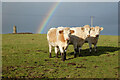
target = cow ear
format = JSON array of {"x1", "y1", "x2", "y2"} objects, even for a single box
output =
[
  {"x1": 81, "y1": 27, "x2": 84, "y2": 31},
  {"x1": 70, "y1": 30, "x2": 74, "y2": 34},
  {"x1": 100, "y1": 27, "x2": 104, "y2": 31},
  {"x1": 59, "y1": 30, "x2": 63, "y2": 34},
  {"x1": 91, "y1": 27, "x2": 94, "y2": 30}
]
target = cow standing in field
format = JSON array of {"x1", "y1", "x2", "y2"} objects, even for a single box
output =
[
  {"x1": 68, "y1": 25, "x2": 91, "y2": 58},
  {"x1": 47, "y1": 27, "x2": 74, "y2": 61},
  {"x1": 85, "y1": 26, "x2": 104, "y2": 53}
]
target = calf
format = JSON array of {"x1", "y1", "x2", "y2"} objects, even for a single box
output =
[
  {"x1": 68, "y1": 25, "x2": 91, "y2": 58},
  {"x1": 47, "y1": 27, "x2": 74, "y2": 61},
  {"x1": 85, "y1": 26, "x2": 104, "y2": 53}
]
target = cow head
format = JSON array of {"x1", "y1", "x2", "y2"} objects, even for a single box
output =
[
  {"x1": 83, "y1": 25, "x2": 91, "y2": 38},
  {"x1": 58, "y1": 27, "x2": 75, "y2": 42},
  {"x1": 63, "y1": 27, "x2": 75, "y2": 41},
  {"x1": 90, "y1": 26, "x2": 104, "y2": 37}
]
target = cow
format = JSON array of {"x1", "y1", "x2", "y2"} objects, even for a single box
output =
[
  {"x1": 47, "y1": 27, "x2": 74, "y2": 61},
  {"x1": 85, "y1": 26, "x2": 104, "y2": 53},
  {"x1": 67, "y1": 25, "x2": 91, "y2": 58}
]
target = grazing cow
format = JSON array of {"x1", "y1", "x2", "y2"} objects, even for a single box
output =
[
  {"x1": 47, "y1": 27, "x2": 74, "y2": 61},
  {"x1": 85, "y1": 26, "x2": 104, "y2": 53},
  {"x1": 68, "y1": 25, "x2": 91, "y2": 58}
]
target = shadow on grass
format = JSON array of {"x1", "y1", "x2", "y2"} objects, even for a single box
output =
[{"x1": 67, "y1": 46, "x2": 120, "y2": 59}]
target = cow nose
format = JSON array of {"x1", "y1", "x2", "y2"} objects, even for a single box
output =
[
  {"x1": 96, "y1": 35, "x2": 99, "y2": 37},
  {"x1": 87, "y1": 35, "x2": 90, "y2": 37},
  {"x1": 67, "y1": 40, "x2": 70, "y2": 43},
  {"x1": 66, "y1": 38, "x2": 69, "y2": 41}
]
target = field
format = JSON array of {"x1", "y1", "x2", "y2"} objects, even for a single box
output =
[{"x1": 2, "y1": 34, "x2": 119, "y2": 78}]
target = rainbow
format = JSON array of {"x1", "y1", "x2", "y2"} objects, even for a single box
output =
[{"x1": 37, "y1": 1, "x2": 61, "y2": 34}]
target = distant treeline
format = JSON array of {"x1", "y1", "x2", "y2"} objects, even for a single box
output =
[{"x1": 12, "y1": 32, "x2": 33, "y2": 34}]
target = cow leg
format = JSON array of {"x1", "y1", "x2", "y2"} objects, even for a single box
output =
[
  {"x1": 55, "y1": 46, "x2": 60, "y2": 56},
  {"x1": 59, "y1": 47, "x2": 65, "y2": 61},
  {"x1": 49, "y1": 44, "x2": 52, "y2": 58},
  {"x1": 64, "y1": 43, "x2": 69, "y2": 52},
  {"x1": 60, "y1": 52, "x2": 61, "y2": 56},
  {"x1": 55, "y1": 47, "x2": 59, "y2": 58},
  {"x1": 63, "y1": 47, "x2": 67, "y2": 60},
  {"x1": 79, "y1": 47, "x2": 82, "y2": 57},
  {"x1": 64, "y1": 50, "x2": 66, "y2": 60},
  {"x1": 74, "y1": 48, "x2": 77, "y2": 58},
  {"x1": 74, "y1": 45, "x2": 79, "y2": 58},
  {"x1": 94, "y1": 44, "x2": 97, "y2": 52},
  {"x1": 74, "y1": 48, "x2": 79, "y2": 58},
  {"x1": 64, "y1": 47, "x2": 68, "y2": 60},
  {"x1": 89, "y1": 43, "x2": 92, "y2": 53}
]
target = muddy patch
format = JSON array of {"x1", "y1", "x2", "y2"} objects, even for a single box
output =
[
  {"x1": 114, "y1": 66, "x2": 120, "y2": 69},
  {"x1": 82, "y1": 59, "x2": 88, "y2": 61},
  {"x1": 67, "y1": 63, "x2": 76, "y2": 66},
  {"x1": 76, "y1": 65, "x2": 86, "y2": 69},
  {"x1": 44, "y1": 59, "x2": 49, "y2": 61},
  {"x1": 36, "y1": 50, "x2": 47, "y2": 53},
  {"x1": 94, "y1": 66, "x2": 99, "y2": 68}
]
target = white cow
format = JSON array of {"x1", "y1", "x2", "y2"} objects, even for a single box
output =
[
  {"x1": 67, "y1": 25, "x2": 91, "y2": 58},
  {"x1": 85, "y1": 26, "x2": 104, "y2": 53},
  {"x1": 47, "y1": 27, "x2": 74, "y2": 61}
]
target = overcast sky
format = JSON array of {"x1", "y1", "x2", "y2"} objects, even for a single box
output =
[
  {"x1": 1, "y1": 0, "x2": 119, "y2": 2},
  {"x1": 2, "y1": 2, "x2": 118, "y2": 35}
]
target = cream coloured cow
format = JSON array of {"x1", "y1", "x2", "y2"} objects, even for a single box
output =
[
  {"x1": 47, "y1": 27, "x2": 74, "y2": 61},
  {"x1": 85, "y1": 26, "x2": 104, "y2": 53},
  {"x1": 67, "y1": 25, "x2": 91, "y2": 58}
]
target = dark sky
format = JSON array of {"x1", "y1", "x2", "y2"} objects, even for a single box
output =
[{"x1": 2, "y1": 2, "x2": 118, "y2": 35}]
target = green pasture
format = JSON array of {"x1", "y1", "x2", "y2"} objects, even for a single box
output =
[{"x1": 2, "y1": 34, "x2": 119, "y2": 78}]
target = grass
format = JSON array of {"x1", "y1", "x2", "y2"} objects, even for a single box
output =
[{"x1": 2, "y1": 34, "x2": 119, "y2": 78}]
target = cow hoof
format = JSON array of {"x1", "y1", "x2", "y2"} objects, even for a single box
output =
[
  {"x1": 79, "y1": 54, "x2": 82, "y2": 57},
  {"x1": 74, "y1": 55, "x2": 76, "y2": 58},
  {"x1": 56, "y1": 55, "x2": 59, "y2": 58},
  {"x1": 95, "y1": 51, "x2": 97, "y2": 53},
  {"x1": 62, "y1": 58, "x2": 65, "y2": 61},
  {"x1": 64, "y1": 57, "x2": 66, "y2": 60},
  {"x1": 49, "y1": 56, "x2": 52, "y2": 58},
  {"x1": 61, "y1": 56, "x2": 65, "y2": 61},
  {"x1": 64, "y1": 56, "x2": 66, "y2": 60}
]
